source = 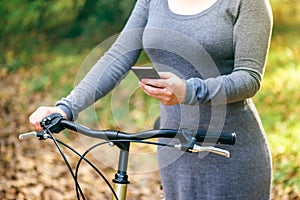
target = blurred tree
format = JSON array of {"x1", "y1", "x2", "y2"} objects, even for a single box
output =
[
  {"x1": 0, "y1": 0, "x2": 135, "y2": 70},
  {"x1": 76, "y1": 0, "x2": 98, "y2": 23},
  {"x1": 67, "y1": 0, "x2": 131, "y2": 38},
  {"x1": 0, "y1": 0, "x2": 135, "y2": 39}
]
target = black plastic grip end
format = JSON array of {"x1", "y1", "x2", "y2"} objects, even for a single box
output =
[
  {"x1": 216, "y1": 132, "x2": 236, "y2": 145},
  {"x1": 195, "y1": 131, "x2": 236, "y2": 145}
]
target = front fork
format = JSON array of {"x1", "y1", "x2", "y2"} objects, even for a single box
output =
[{"x1": 112, "y1": 183, "x2": 128, "y2": 200}]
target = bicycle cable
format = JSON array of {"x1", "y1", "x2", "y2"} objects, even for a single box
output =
[
  {"x1": 74, "y1": 139, "x2": 176, "y2": 200},
  {"x1": 46, "y1": 129, "x2": 86, "y2": 200},
  {"x1": 56, "y1": 139, "x2": 119, "y2": 200},
  {"x1": 48, "y1": 131, "x2": 176, "y2": 200}
]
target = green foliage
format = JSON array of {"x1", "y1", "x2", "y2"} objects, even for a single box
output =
[
  {"x1": 0, "y1": 0, "x2": 135, "y2": 72},
  {"x1": 271, "y1": 0, "x2": 300, "y2": 23},
  {"x1": 251, "y1": 1, "x2": 300, "y2": 197},
  {"x1": 253, "y1": 9, "x2": 300, "y2": 195}
]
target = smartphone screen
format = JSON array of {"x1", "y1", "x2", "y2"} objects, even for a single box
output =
[{"x1": 131, "y1": 66, "x2": 161, "y2": 80}]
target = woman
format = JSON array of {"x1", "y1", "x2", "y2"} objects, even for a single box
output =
[{"x1": 30, "y1": 0, "x2": 273, "y2": 199}]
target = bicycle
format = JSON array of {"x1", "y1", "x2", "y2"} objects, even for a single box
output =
[{"x1": 19, "y1": 113, "x2": 236, "y2": 200}]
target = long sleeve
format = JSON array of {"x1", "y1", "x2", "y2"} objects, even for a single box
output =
[
  {"x1": 56, "y1": 0, "x2": 149, "y2": 120},
  {"x1": 184, "y1": 0, "x2": 273, "y2": 105}
]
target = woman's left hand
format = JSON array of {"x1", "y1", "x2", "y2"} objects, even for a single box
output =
[{"x1": 138, "y1": 72, "x2": 186, "y2": 106}]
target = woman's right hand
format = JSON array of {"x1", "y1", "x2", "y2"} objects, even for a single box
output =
[{"x1": 29, "y1": 106, "x2": 67, "y2": 131}]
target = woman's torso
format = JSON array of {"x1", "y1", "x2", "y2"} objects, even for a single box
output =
[{"x1": 142, "y1": 0, "x2": 252, "y2": 131}]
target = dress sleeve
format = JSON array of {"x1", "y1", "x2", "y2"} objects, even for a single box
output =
[
  {"x1": 184, "y1": 0, "x2": 273, "y2": 105},
  {"x1": 56, "y1": 0, "x2": 149, "y2": 120}
]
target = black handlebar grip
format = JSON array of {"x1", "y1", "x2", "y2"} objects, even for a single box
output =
[
  {"x1": 217, "y1": 132, "x2": 236, "y2": 145},
  {"x1": 195, "y1": 131, "x2": 236, "y2": 145}
]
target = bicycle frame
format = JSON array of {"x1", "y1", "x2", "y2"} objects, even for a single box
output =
[{"x1": 19, "y1": 113, "x2": 236, "y2": 200}]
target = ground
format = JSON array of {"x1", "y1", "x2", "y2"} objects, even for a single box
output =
[{"x1": 0, "y1": 68, "x2": 162, "y2": 200}]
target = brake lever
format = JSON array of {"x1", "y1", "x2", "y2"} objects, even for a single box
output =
[
  {"x1": 18, "y1": 131, "x2": 37, "y2": 140},
  {"x1": 174, "y1": 143, "x2": 230, "y2": 158},
  {"x1": 192, "y1": 144, "x2": 230, "y2": 158},
  {"x1": 19, "y1": 130, "x2": 51, "y2": 140}
]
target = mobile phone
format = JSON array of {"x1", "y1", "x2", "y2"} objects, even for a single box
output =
[{"x1": 131, "y1": 66, "x2": 161, "y2": 80}]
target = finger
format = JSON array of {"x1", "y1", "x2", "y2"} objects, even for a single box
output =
[
  {"x1": 29, "y1": 107, "x2": 51, "y2": 131},
  {"x1": 35, "y1": 123, "x2": 43, "y2": 131},
  {"x1": 139, "y1": 81, "x2": 175, "y2": 103},
  {"x1": 29, "y1": 114, "x2": 42, "y2": 131},
  {"x1": 143, "y1": 87, "x2": 174, "y2": 104},
  {"x1": 140, "y1": 83, "x2": 155, "y2": 96},
  {"x1": 139, "y1": 83, "x2": 151, "y2": 96},
  {"x1": 30, "y1": 113, "x2": 44, "y2": 131},
  {"x1": 143, "y1": 84, "x2": 173, "y2": 96},
  {"x1": 141, "y1": 78, "x2": 168, "y2": 88}
]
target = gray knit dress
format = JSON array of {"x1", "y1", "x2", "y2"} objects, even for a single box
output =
[{"x1": 56, "y1": 0, "x2": 273, "y2": 199}]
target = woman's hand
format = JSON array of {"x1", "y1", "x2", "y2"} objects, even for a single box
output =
[
  {"x1": 138, "y1": 72, "x2": 186, "y2": 105},
  {"x1": 29, "y1": 106, "x2": 67, "y2": 131}
]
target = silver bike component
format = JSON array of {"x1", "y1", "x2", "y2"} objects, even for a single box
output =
[
  {"x1": 109, "y1": 142, "x2": 115, "y2": 147},
  {"x1": 42, "y1": 133, "x2": 50, "y2": 139},
  {"x1": 174, "y1": 144, "x2": 230, "y2": 158},
  {"x1": 18, "y1": 132, "x2": 37, "y2": 140},
  {"x1": 192, "y1": 144, "x2": 230, "y2": 158},
  {"x1": 18, "y1": 131, "x2": 50, "y2": 140}
]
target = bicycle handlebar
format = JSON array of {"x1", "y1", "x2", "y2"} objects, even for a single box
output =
[
  {"x1": 60, "y1": 120, "x2": 236, "y2": 145},
  {"x1": 19, "y1": 113, "x2": 236, "y2": 158},
  {"x1": 19, "y1": 114, "x2": 237, "y2": 200},
  {"x1": 20, "y1": 113, "x2": 236, "y2": 144}
]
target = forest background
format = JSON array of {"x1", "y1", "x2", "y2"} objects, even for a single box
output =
[{"x1": 0, "y1": 0, "x2": 299, "y2": 199}]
